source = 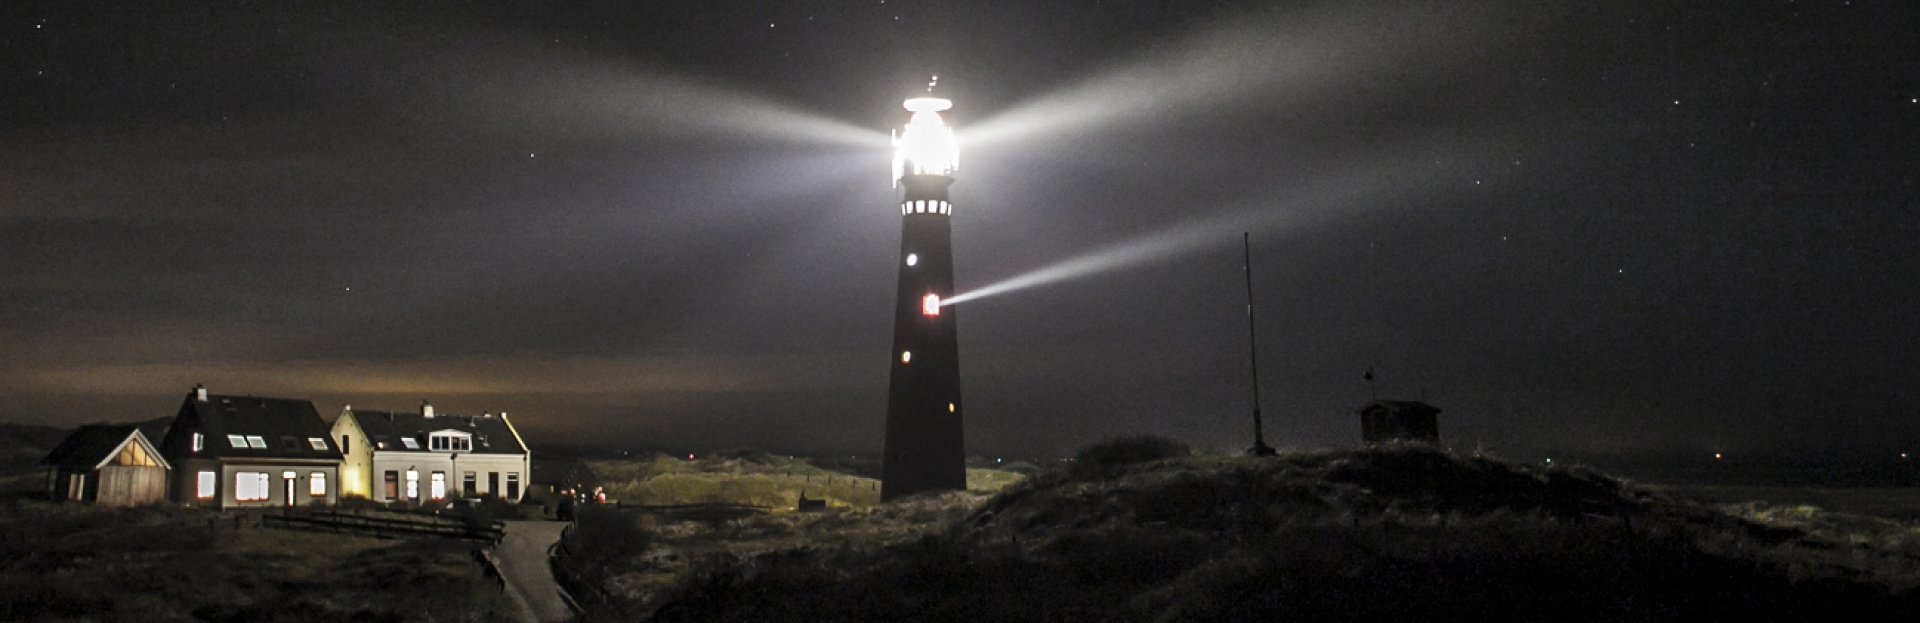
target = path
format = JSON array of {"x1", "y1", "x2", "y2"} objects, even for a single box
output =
[{"x1": 492, "y1": 520, "x2": 575, "y2": 623}]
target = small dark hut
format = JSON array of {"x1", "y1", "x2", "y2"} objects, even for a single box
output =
[
  {"x1": 529, "y1": 457, "x2": 600, "y2": 504},
  {"x1": 42, "y1": 425, "x2": 172, "y2": 506},
  {"x1": 1357, "y1": 400, "x2": 1441, "y2": 444}
]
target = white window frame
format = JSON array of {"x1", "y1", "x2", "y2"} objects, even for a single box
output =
[
  {"x1": 430, "y1": 472, "x2": 446, "y2": 500},
  {"x1": 307, "y1": 438, "x2": 329, "y2": 451},
  {"x1": 245, "y1": 436, "x2": 267, "y2": 449},
  {"x1": 196, "y1": 471, "x2": 216, "y2": 499},
  {"x1": 405, "y1": 470, "x2": 419, "y2": 500},
  {"x1": 309, "y1": 472, "x2": 327, "y2": 496},
  {"x1": 235, "y1": 472, "x2": 270, "y2": 502},
  {"x1": 192, "y1": 433, "x2": 203, "y2": 452}
]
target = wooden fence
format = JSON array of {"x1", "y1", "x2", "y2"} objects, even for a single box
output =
[
  {"x1": 261, "y1": 511, "x2": 505, "y2": 543},
  {"x1": 613, "y1": 502, "x2": 770, "y2": 521}
]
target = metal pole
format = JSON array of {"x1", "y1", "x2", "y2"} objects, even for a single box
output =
[{"x1": 1244, "y1": 233, "x2": 1276, "y2": 456}]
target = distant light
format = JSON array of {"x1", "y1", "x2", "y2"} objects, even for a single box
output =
[
  {"x1": 688, "y1": 454, "x2": 695, "y2": 460},
  {"x1": 948, "y1": 403, "x2": 955, "y2": 412},
  {"x1": 1544, "y1": 458, "x2": 1551, "y2": 464},
  {"x1": 906, "y1": 253, "x2": 918, "y2": 266},
  {"x1": 901, "y1": 351, "x2": 912, "y2": 363},
  {"x1": 1714, "y1": 453, "x2": 1722, "y2": 459},
  {"x1": 996, "y1": 458, "x2": 1001, "y2": 463},
  {"x1": 922, "y1": 293, "x2": 941, "y2": 316}
]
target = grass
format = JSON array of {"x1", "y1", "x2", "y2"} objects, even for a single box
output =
[
  {"x1": 0, "y1": 497, "x2": 518, "y2": 622},
  {"x1": 575, "y1": 440, "x2": 1920, "y2": 622},
  {"x1": 590, "y1": 452, "x2": 1027, "y2": 510}
]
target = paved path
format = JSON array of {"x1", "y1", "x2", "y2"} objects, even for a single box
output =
[{"x1": 493, "y1": 520, "x2": 575, "y2": 623}]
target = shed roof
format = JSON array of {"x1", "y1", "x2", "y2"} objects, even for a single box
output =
[
  {"x1": 347, "y1": 409, "x2": 527, "y2": 455},
  {"x1": 42, "y1": 425, "x2": 171, "y2": 472}
]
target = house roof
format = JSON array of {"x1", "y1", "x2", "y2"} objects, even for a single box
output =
[
  {"x1": 168, "y1": 393, "x2": 343, "y2": 461},
  {"x1": 42, "y1": 425, "x2": 171, "y2": 471},
  {"x1": 346, "y1": 409, "x2": 527, "y2": 455}
]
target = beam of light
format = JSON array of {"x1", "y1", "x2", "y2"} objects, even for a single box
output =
[
  {"x1": 962, "y1": 5, "x2": 1532, "y2": 147},
  {"x1": 465, "y1": 58, "x2": 888, "y2": 147},
  {"x1": 943, "y1": 144, "x2": 1503, "y2": 308}
]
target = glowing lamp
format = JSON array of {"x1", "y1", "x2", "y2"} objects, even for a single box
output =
[
  {"x1": 892, "y1": 98, "x2": 958, "y2": 184},
  {"x1": 922, "y1": 293, "x2": 941, "y2": 316}
]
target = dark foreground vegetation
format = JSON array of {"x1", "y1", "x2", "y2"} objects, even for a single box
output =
[
  {"x1": 568, "y1": 439, "x2": 1920, "y2": 622},
  {"x1": 0, "y1": 498, "x2": 516, "y2": 622}
]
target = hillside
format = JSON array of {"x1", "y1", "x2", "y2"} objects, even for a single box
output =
[{"x1": 631, "y1": 442, "x2": 1920, "y2": 622}]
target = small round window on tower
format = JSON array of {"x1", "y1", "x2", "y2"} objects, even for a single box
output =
[
  {"x1": 901, "y1": 351, "x2": 912, "y2": 363},
  {"x1": 906, "y1": 253, "x2": 918, "y2": 266}
]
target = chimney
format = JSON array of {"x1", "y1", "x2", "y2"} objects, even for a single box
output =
[
  {"x1": 422, "y1": 400, "x2": 435, "y2": 419},
  {"x1": 195, "y1": 384, "x2": 208, "y2": 402}
]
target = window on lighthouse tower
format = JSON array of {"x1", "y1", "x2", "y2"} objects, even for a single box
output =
[
  {"x1": 906, "y1": 253, "x2": 918, "y2": 266},
  {"x1": 922, "y1": 294, "x2": 941, "y2": 316}
]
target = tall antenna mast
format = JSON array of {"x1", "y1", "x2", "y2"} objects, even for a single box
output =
[{"x1": 1244, "y1": 232, "x2": 1277, "y2": 456}]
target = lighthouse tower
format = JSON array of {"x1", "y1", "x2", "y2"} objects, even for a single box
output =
[{"x1": 881, "y1": 93, "x2": 966, "y2": 500}]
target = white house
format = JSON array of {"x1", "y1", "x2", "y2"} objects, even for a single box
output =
[{"x1": 331, "y1": 401, "x2": 531, "y2": 504}]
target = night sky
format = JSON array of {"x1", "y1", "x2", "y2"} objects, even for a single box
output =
[{"x1": 4, "y1": 1, "x2": 1916, "y2": 460}]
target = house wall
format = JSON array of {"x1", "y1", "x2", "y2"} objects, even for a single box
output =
[
  {"x1": 369, "y1": 451, "x2": 529, "y2": 503},
  {"x1": 330, "y1": 413, "x2": 374, "y2": 499},
  {"x1": 93, "y1": 465, "x2": 167, "y2": 506},
  {"x1": 174, "y1": 458, "x2": 340, "y2": 509}
]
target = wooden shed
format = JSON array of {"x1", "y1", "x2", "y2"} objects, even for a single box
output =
[
  {"x1": 41, "y1": 425, "x2": 172, "y2": 506},
  {"x1": 1357, "y1": 400, "x2": 1442, "y2": 444}
]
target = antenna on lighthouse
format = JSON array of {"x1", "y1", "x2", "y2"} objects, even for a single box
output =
[{"x1": 1244, "y1": 232, "x2": 1277, "y2": 457}]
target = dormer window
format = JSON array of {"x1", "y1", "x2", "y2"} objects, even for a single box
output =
[
  {"x1": 400, "y1": 437, "x2": 420, "y2": 450},
  {"x1": 429, "y1": 433, "x2": 471, "y2": 452},
  {"x1": 245, "y1": 436, "x2": 267, "y2": 449},
  {"x1": 307, "y1": 438, "x2": 329, "y2": 451},
  {"x1": 227, "y1": 435, "x2": 247, "y2": 448}
]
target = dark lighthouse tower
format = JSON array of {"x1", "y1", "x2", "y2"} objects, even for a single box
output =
[{"x1": 881, "y1": 93, "x2": 966, "y2": 500}]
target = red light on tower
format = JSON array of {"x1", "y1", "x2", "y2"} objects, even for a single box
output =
[{"x1": 922, "y1": 293, "x2": 941, "y2": 316}]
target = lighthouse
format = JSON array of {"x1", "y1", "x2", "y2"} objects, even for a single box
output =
[{"x1": 881, "y1": 92, "x2": 966, "y2": 500}]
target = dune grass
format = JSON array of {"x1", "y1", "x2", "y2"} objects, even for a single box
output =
[
  {"x1": 619, "y1": 441, "x2": 1920, "y2": 622},
  {"x1": 590, "y1": 452, "x2": 1026, "y2": 510}
]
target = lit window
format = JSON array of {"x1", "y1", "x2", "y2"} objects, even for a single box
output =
[
  {"x1": 307, "y1": 438, "x2": 328, "y2": 451},
  {"x1": 430, "y1": 472, "x2": 446, "y2": 500},
  {"x1": 310, "y1": 472, "x2": 327, "y2": 496},
  {"x1": 401, "y1": 437, "x2": 420, "y2": 450},
  {"x1": 949, "y1": 403, "x2": 956, "y2": 412},
  {"x1": 901, "y1": 351, "x2": 912, "y2": 363},
  {"x1": 227, "y1": 435, "x2": 247, "y2": 448},
  {"x1": 192, "y1": 433, "x2": 203, "y2": 452},
  {"x1": 406, "y1": 470, "x2": 419, "y2": 500},
  {"x1": 245, "y1": 436, "x2": 267, "y2": 449},
  {"x1": 922, "y1": 293, "x2": 941, "y2": 316},
  {"x1": 197, "y1": 471, "x2": 216, "y2": 499},
  {"x1": 235, "y1": 472, "x2": 269, "y2": 502},
  {"x1": 906, "y1": 253, "x2": 918, "y2": 266}
]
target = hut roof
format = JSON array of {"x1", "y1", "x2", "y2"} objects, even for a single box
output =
[
  {"x1": 41, "y1": 425, "x2": 171, "y2": 471},
  {"x1": 1355, "y1": 400, "x2": 1443, "y2": 416}
]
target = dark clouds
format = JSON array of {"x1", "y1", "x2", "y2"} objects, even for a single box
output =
[{"x1": 3, "y1": 1, "x2": 1917, "y2": 459}]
